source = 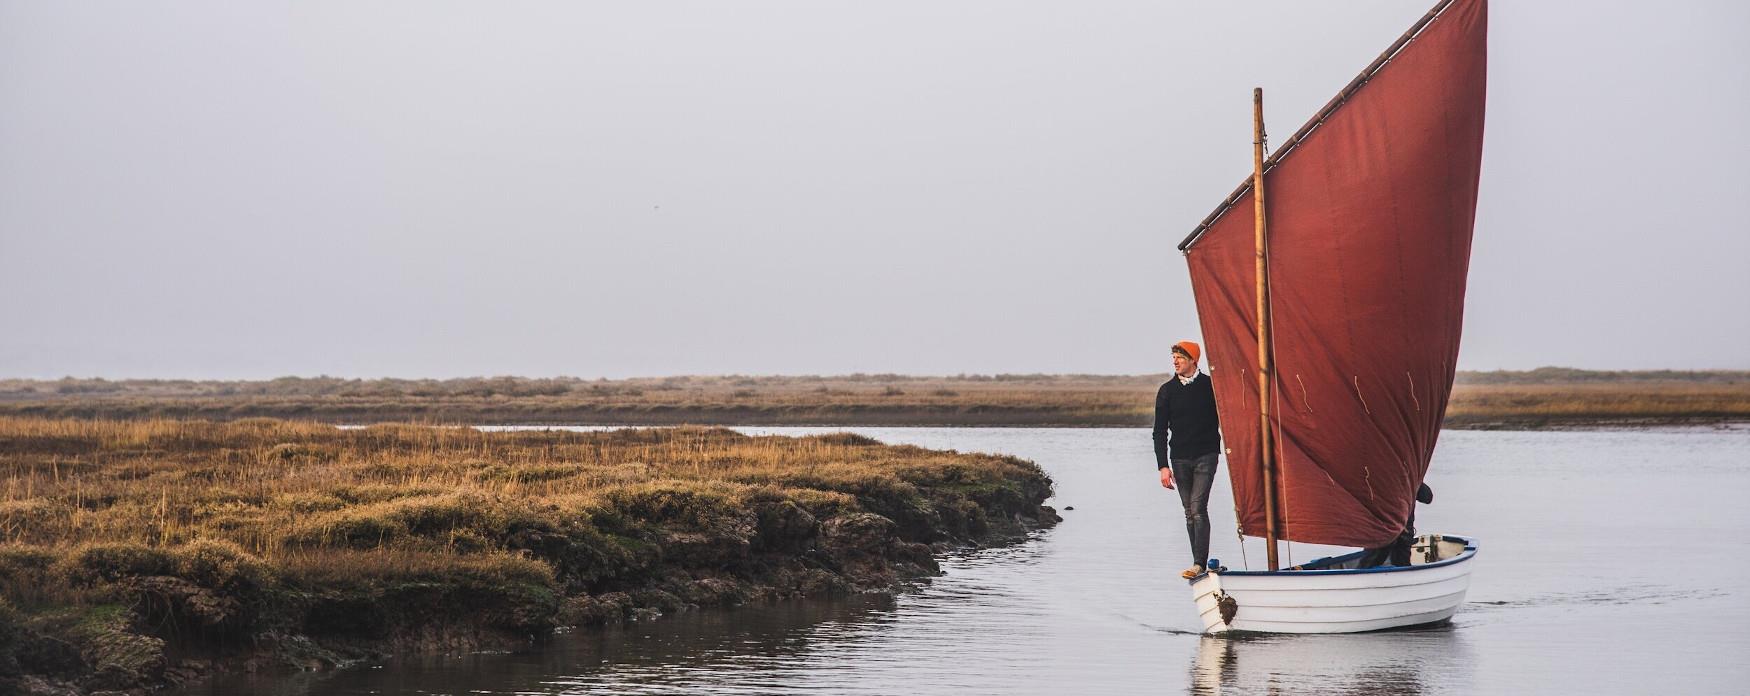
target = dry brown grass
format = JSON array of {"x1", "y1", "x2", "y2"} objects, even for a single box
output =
[
  {"x1": 1, "y1": 371, "x2": 1745, "y2": 427},
  {"x1": 1445, "y1": 382, "x2": 1750, "y2": 426},
  {"x1": 0, "y1": 375, "x2": 1154, "y2": 425},
  {"x1": 0, "y1": 416, "x2": 1059, "y2": 691},
  {"x1": 0, "y1": 418, "x2": 1040, "y2": 556}
]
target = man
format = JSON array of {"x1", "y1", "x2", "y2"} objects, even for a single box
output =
[{"x1": 1155, "y1": 340, "x2": 1222, "y2": 579}]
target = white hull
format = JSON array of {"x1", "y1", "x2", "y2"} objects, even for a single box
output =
[{"x1": 1189, "y1": 536, "x2": 1478, "y2": 634}]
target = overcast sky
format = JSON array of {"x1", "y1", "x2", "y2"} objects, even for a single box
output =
[{"x1": 2, "y1": 1, "x2": 1746, "y2": 379}]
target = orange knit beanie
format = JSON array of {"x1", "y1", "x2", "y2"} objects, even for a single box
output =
[{"x1": 1173, "y1": 341, "x2": 1201, "y2": 363}]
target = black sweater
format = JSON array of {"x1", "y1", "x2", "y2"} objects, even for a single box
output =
[{"x1": 1153, "y1": 373, "x2": 1221, "y2": 468}]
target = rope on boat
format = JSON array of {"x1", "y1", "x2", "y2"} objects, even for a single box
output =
[
  {"x1": 1265, "y1": 237, "x2": 1291, "y2": 569},
  {"x1": 1237, "y1": 512, "x2": 1249, "y2": 570}
]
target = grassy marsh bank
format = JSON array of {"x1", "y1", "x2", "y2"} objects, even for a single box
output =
[
  {"x1": 0, "y1": 418, "x2": 1057, "y2": 694},
  {"x1": 1, "y1": 370, "x2": 1746, "y2": 428}
]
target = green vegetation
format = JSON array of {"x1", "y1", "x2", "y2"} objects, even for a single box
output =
[
  {"x1": 0, "y1": 418, "x2": 1057, "y2": 692},
  {"x1": 1, "y1": 370, "x2": 1745, "y2": 427}
]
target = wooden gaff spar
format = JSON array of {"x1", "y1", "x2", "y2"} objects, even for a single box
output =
[{"x1": 1177, "y1": 0, "x2": 1487, "y2": 634}]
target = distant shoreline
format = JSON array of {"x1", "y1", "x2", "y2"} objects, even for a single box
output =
[{"x1": 2, "y1": 370, "x2": 1746, "y2": 430}]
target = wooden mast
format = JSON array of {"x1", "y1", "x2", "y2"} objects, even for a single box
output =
[{"x1": 1252, "y1": 87, "x2": 1282, "y2": 571}]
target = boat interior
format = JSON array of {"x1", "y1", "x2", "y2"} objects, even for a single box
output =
[{"x1": 1295, "y1": 534, "x2": 1471, "y2": 571}]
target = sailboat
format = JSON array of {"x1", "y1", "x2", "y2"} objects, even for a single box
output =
[{"x1": 1178, "y1": 0, "x2": 1487, "y2": 634}]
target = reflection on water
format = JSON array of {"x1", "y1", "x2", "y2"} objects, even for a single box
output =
[
  {"x1": 185, "y1": 595, "x2": 901, "y2": 696},
  {"x1": 1190, "y1": 625, "x2": 1467, "y2": 696},
  {"x1": 173, "y1": 426, "x2": 1750, "y2": 695}
]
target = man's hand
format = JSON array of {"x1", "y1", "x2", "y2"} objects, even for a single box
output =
[{"x1": 1160, "y1": 467, "x2": 1175, "y2": 490}]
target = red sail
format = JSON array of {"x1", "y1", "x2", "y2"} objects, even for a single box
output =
[{"x1": 1183, "y1": 0, "x2": 1487, "y2": 548}]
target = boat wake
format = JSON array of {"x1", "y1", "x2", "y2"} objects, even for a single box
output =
[
  {"x1": 1465, "y1": 585, "x2": 1727, "y2": 612},
  {"x1": 1110, "y1": 611, "x2": 1202, "y2": 636}
]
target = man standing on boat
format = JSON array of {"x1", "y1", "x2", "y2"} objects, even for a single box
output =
[{"x1": 1155, "y1": 340, "x2": 1222, "y2": 579}]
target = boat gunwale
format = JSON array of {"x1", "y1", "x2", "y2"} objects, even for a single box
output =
[{"x1": 1192, "y1": 563, "x2": 1473, "y2": 598}]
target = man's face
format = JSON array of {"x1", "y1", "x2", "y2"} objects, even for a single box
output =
[{"x1": 1173, "y1": 351, "x2": 1195, "y2": 377}]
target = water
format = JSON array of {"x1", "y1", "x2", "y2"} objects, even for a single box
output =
[{"x1": 184, "y1": 426, "x2": 1750, "y2": 694}]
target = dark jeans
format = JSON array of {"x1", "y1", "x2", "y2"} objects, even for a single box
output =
[{"x1": 1171, "y1": 452, "x2": 1219, "y2": 567}]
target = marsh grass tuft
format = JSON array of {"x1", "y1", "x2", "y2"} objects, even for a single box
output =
[{"x1": 0, "y1": 417, "x2": 1055, "y2": 690}]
